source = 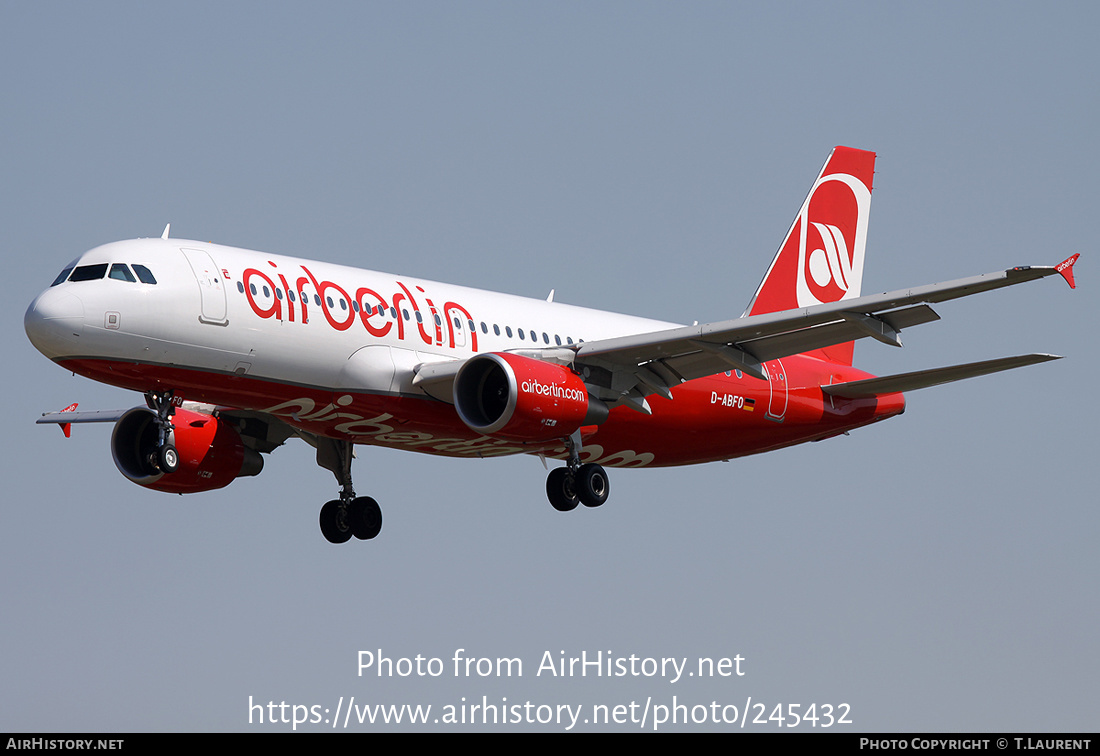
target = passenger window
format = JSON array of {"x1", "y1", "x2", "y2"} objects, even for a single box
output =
[
  {"x1": 132, "y1": 265, "x2": 157, "y2": 284},
  {"x1": 69, "y1": 264, "x2": 108, "y2": 282},
  {"x1": 518, "y1": 329, "x2": 525, "y2": 340},
  {"x1": 505, "y1": 326, "x2": 512, "y2": 338}
]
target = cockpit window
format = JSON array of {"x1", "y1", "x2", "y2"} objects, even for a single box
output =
[
  {"x1": 132, "y1": 264, "x2": 157, "y2": 284},
  {"x1": 68, "y1": 264, "x2": 108, "y2": 282},
  {"x1": 109, "y1": 263, "x2": 137, "y2": 282},
  {"x1": 51, "y1": 266, "x2": 75, "y2": 286}
]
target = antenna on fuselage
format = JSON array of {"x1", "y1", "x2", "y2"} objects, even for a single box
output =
[
  {"x1": 546, "y1": 289, "x2": 555, "y2": 303},
  {"x1": 161, "y1": 223, "x2": 171, "y2": 240}
]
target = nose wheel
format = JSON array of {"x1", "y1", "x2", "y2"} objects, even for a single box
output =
[
  {"x1": 144, "y1": 390, "x2": 179, "y2": 474},
  {"x1": 156, "y1": 443, "x2": 179, "y2": 474}
]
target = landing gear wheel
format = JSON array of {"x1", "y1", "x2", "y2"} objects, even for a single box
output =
[
  {"x1": 576, "y1": 463, "x2": 609, "y2": 508},
  {"x1": 349, "y1": 496, "x2": 383, "y2": 540},
  {"x1": 319, "y1": 499, "x2": 353, "y2": 544},
  {"x1": 546, "y1": 467, "x2": 579, "y2": 512},
  {"x1": 157, "y1": 444, "x2": 179, "y2": 474}
]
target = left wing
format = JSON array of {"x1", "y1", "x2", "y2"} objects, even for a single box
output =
[
  {"x1": 568, "y1": 256, "x2": 1078, "y2": 410},
  {"x1": 411, "y1": 255, "x2": 1078, "y2": 412}
]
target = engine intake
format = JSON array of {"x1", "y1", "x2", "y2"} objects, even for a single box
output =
[
  {"x1": 453, "y1": 352, "x2": 607, "y2": 442},
  {"x1": 111, "y1": 407, "x2": 263, "y2": 494}
]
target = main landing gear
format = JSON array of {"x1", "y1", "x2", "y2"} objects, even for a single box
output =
[
  {"x1": 545, "y1": 431, "x2": 609, "y2": 512},
  {"x1": 316, "y1": 438, "x2": 382, "y2": 544},
  {"x1": 145, "y1": 390, "x2": 179, "y2": 475}
]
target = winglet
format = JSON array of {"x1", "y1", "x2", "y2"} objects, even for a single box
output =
[
  {"x1": 58, "y1": 402, "x2": 78, "y2": 438},
  {"x1": 1055, "y1": 254, "x2": 1079, "y2": 289}
]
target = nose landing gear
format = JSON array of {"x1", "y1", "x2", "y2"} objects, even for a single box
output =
[{"x1": 145, "y1": 390, "x2": 179, "y2": 474}]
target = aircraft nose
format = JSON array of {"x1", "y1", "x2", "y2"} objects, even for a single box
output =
[{"x1": 25, "y1": 287, "x2": 85, "y2": 359}]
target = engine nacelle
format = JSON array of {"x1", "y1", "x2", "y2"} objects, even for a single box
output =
[
  {"x1": 111, "y1": 407, "x2": 264, "y2": 494},
  {"x1": 453, "y1": 352, "x2": 607, "y2": 442}
]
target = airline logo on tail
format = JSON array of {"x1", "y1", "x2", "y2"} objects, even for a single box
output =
[
  {"x1": 747, "y1": 146, "x2": 876, "y2": 315},
  {"x1": 796, "y1": 172, "x2": 872, "y2": 307}
]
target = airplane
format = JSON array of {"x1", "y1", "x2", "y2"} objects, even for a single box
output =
[{"x1": 24, "y1": 146, "x2": 1079, "y2": 544}]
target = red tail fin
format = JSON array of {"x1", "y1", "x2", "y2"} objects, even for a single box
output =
[{"x1": 743, "y1": 146, "x2": 877, "y2": 365}]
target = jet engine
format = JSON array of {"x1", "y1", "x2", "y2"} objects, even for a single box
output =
[
  {"x1": 453, "y1": 352, "x2": 607, "y2": 442},
  {"x1": 111, "y1": 406, "x2": 264, "y2": 493}
]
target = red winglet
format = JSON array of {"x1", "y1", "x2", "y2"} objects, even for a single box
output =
[
  {"x1": 1056, "y1": 254, "x2": 1080, "y2": 289},
  {"x1": 59, "y1": 402, "x2": 78, "y2": 438}
]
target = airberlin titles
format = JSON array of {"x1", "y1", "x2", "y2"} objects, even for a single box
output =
[
  {"x1": 521, "y1": 378, "x2": 586, "y2": 403},
  {"x1": 240, "y1": 259, "x2": 478, "y2": 351},
  {"x1": 240, "y1": 258, "x2": 616, "y2": 454}
]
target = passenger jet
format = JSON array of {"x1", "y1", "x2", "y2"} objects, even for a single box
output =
[{"x1": 24, "y1": 147, "x2": 1079, "y2": 543}]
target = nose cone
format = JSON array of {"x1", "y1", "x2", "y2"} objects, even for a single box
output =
[{"x1": 25, "y1": 288, "x2": 84, "y2": 359}]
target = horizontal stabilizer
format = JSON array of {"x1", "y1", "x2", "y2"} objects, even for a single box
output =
[{"x1": 821, "y1": 354, "x2": 1062, "y2": 399}]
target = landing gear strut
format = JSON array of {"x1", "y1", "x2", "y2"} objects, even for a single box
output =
[
  {"x1": 316, "y1": 438, "x2": 382, "y2": 544},
  {"x1": 145, "y1": 390, "x2": 179, "y2": 474},
  {"x1": 546, "y1": 430, "x2": 609, "y2": 512}
]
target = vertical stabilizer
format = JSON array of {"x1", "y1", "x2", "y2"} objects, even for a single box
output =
[{"x1": 743, "y1": 146, "x2": 876, "y2": 365}]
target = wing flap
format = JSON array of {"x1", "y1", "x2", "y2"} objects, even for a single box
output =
[{"x1": 820, "y1": 354, "x2": 1062, "y2": 399}]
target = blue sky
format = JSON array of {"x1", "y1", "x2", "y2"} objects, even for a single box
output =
[{"x1": 2, "y1": 2, "x2": 1096, "y2": 731}]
